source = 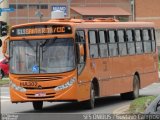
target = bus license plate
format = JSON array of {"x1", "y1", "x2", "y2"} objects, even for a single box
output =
[{"x1": 35, "y1": 92, "x2": 46, "y2": 97}]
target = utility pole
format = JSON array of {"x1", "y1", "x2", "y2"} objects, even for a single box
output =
[
  {"x1": 67, "y1": 0, "x2": 71, "y2": 18},
  {"x1": 35, "y1": 0, "x2": 43, "y2": 22},
  {"x1": 130, "y1": 0, "x2": 135, "y2": 21}
]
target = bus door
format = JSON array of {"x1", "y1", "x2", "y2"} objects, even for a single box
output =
[{"x1": 75, "y1": 30, "x2": 87, "y2": 83}]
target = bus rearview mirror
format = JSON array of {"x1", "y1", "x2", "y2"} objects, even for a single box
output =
[{"x1": 2, "y1": 36, "x2": 9, "y2": 59}]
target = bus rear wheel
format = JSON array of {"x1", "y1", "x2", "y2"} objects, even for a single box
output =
[
  {"x1": 86, "y1": 83, "x2": 95, "y2": 109},
  {"x1": 32, "y1": 101, "x2": 43, "y2": 110},
  {"x1": 121, "y1": 75, "x2": 140, "y2": 100}
]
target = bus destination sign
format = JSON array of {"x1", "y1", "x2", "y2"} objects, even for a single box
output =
[{"x1": 11, "y1": 25, "x2": 72, "y2": 37}]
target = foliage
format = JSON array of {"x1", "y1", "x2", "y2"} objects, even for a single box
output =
[
  {"x1": 0, "y1": 78, "x2": 9, "y2": 86},
  {"x1": 128, "y1": 96, "x2": 157, "y2": 114}
]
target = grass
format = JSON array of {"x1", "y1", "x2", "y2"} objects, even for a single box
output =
[
  {"x1": 128, "y1": 96, "x2": 157, "y2": 114},
  {"x1": 0, "y1": 78, "x2": 10, "y2": 86}
]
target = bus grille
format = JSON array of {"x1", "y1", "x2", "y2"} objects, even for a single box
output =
[
  {"x1": 26, "y1": 93, "x2": 55, "y2": 99},
  {"x1": 17, "y1": 75, "x2": 64, "y2": 81},
  {"x1": 23, "y1": 86, "x2": 56, "y2": 90}
]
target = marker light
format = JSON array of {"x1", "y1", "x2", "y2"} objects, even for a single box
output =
[
  {"x1": 54, "y1": 77, "x2": 76, "y2": 91},
  {"x1": 10, "y1": 81, "x2": 26, "y2": 92}
]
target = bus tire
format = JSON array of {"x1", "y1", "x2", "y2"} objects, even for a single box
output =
[
  {"x1": 32, "y1": 101, "x2": 43, "y2": 110},
  {"x1": 86, "y1": 82, "x2": 95, "y2": 109},
  {"x1": 121, "y1": 75, "x2": 140, "y2": 100}
]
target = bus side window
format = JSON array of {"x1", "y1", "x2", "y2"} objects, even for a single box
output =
[
  {"x1": 99, "y1": 30, "x2": 108, "y2": 57},
  {"x1": 150, "y1": 29, "x2": 156, "y2": 52},
  {"x1": 126, "y1": 29, "x2": 135, "y2": 55},
  {"x1": 142, "y1": 29, "x2": 152, "y2": 53},
  {"x1": 108, "y1": 30, "x2": 118, "y2": 57},
  {"x1": 117, "y1": 30, "x2": 127, "y2": 56},
  {"x1": 135, "y1": 29, "x2": 143, "y2": 54},
  {"x1": 89, "y1": 30, "x2": 99, "y2": 58}
]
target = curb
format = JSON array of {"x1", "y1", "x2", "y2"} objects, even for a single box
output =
[
  {"x1": 0, "y1": 84, "x2": 9, "y2": 87},
  {"x1": 113, "y1": 105, "x2": 130, "y2": 114}
]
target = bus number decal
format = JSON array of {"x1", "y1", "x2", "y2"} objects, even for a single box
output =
[{"x1": 20, "y1": 81, "x2": 38, "y2": 87}]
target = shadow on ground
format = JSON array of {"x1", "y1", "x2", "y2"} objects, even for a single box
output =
[{"x1": 18, "y1": 95, "x2": 132, "y2": 113}]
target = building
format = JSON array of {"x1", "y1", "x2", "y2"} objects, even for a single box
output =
[
  {"x1": 135, "y1": 0, "x2": 160, "y2": 28},
  {"x1": 7, "y1": 0, "x2": 160, "y2": 45},
  {"x1": 134, "y1": 0, "x2": 160, "y2": 46},
  {"x1": 8, "y1": 0, "x2": 131, "y2": 25}
]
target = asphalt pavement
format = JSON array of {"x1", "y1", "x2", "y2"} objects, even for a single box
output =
[{"x1": 1, "y1": 82, "x2": 160, "y2": 114}]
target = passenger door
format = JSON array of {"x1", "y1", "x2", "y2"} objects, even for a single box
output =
[{"x1": 75, "y1": 30, "x2": 87, "y2": 82}]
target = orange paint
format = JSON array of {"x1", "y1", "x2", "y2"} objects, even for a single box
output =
[{"x1": 4, "y1": 19, "x2": 158, "y2": 104}]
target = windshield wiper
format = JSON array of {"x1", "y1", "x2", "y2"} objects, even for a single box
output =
[
  {"x1": 41, "y1": 37, "x2": 57, "y2": 61},
  {"x1": 40, "y1": 37, "x2": 58, "y2": 47},
  {"x1": 40, "y1": 39, "x2": 49, "y2": 47}
]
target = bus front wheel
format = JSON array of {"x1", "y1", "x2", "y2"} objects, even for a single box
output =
[
  {"x1": 121, "y1": 75, "x2": 140, "y2": 100},
  {"x1": 32, "y1": 101, "x2": 43, "y2": 110}
]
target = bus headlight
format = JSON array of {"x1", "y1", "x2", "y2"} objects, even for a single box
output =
[
  {"x1": 54, "y1": 77, "x2": 76, "y2": 91},
  {"x1": 10, "y1": 81, "x2": 26, "y2": 92}
]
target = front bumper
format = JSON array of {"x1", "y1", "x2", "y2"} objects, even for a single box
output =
[{"x1": 10, "y1": 83, "x2": 78, "y2": 103}]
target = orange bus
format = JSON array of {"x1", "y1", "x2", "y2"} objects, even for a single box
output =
[{"x1": 2, "y1": 18, "x2": 159, "y2": 110}]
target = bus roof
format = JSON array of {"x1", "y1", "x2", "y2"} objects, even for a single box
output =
[
  {"x1": 11, "y1": 18, "x2": 155, "y2": 29},
  {"x1": 75, "y1": 22, "x2": 154, "y2": 29}
]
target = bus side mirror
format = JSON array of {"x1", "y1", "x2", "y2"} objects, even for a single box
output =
[
  {"x1": 78, "y1": 44, "x2": 84, "y2": 56},
  {"x1": 0, "y1": 39, "x2": 2, "y2": 47},
  {"x1": 2, "y1": 36, "x2": 9, "y2": 59}
]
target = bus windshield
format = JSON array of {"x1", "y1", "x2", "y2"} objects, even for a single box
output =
[{"x1": 9, "y1": 38, "x2": 76, "y2": 74}]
